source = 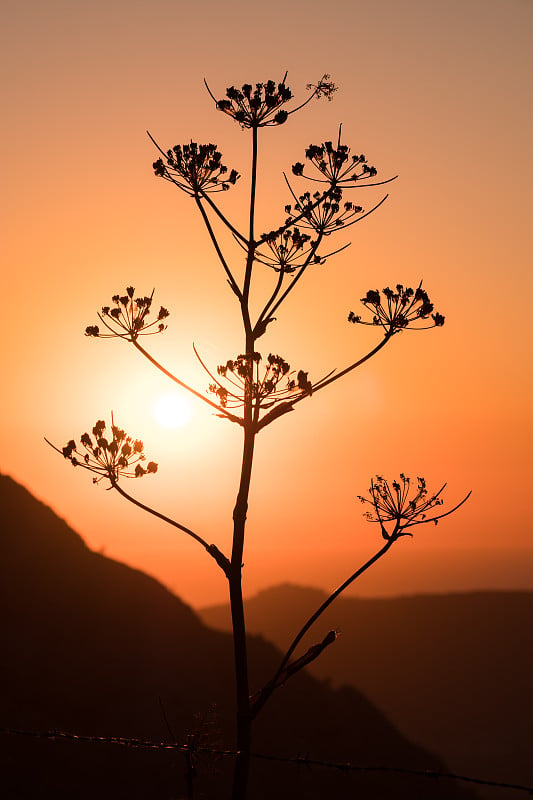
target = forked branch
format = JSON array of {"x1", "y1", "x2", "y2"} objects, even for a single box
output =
[{"x1": 252, "y1": 478, "x2": 471, "y2": 717}]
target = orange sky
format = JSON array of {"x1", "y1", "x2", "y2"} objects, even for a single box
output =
[{"x1": 2, "y1": 0, "x2": 532, "y2": 606}]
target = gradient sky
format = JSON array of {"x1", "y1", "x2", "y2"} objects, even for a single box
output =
[{"x1": 2, "y1": 0, "x2": 532, "y2": 605}]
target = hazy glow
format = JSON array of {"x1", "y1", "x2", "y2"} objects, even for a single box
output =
[
  {"x1": 2, "y1": 0, "x2": 532, "y2": 607},
  {"x1": 151, "y1": 392, "x2": 193, "y2": 430}
]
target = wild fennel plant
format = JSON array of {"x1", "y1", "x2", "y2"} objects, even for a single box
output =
[{"x1": 49, "y1": 74, "x2": 469, "y2": 799}]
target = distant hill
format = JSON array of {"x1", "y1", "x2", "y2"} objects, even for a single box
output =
[
  {"x1": 0, "y1": 474, "x2": 475, "y2": 799},
  {"x1": 201, "y1": 583, "x2": 533, "y2": 798}
]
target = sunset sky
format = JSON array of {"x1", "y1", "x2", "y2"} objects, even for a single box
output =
[{"x1": 2, "y1": 0, "x2": 532, "y2": 606}]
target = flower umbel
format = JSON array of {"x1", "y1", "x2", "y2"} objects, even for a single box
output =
[
  {"x1": 284, "y1": 186, "x2": 364, "y2": 236},
  {"x1": 348, "y1": 283, "x2": 445, "y2": 334},
  {"x1": 47, "y1": 419, "x2": 158, "y2": 485},
  {"x1": 306, "y1": 74, "x2": 337, "y2": 101},
  {"x1": 358, "y1": 475, "x2": 470, "y2": 540},
  {"x1": 85, "y1": 287, "x2": 169, "y2": 341},
  {"x1": 207, "y1": 353, "x2": 313, "y2": 410},
  {"x1": 292, "y1": 128, "x2": 377, "y2": 185},
  {"x1": 208, "y1": 77, "x2": 293, "y2": 128},
  {"x1": 255, "y1": 227, "x2": 319, "y2": 273},
  {"x1": 152, "y1": 140, "x2": 239, "y2": 196},
  {"x1": 206, "y1": 73, "x2": 337, "y2": 129}
]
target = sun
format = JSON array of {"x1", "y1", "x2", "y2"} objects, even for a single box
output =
[{"x1": 151, "y1": 391, "x2": 193, "y2": 429}]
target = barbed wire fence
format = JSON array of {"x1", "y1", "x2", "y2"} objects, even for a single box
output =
[{"x1": 2, "y1": 727, "x2": 532, "y2": 796}]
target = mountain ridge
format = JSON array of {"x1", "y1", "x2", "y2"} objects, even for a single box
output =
[
  {"x1": 0, "y1": 473, "x2": 475, "y2": 798},
  {"x1": 201, "y1": 581, "x2": 533, "y2": 797}
]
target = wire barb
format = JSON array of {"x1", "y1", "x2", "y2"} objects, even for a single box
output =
[{"x1": 2, "y1": 728, "x2": 531, "y2": 795}]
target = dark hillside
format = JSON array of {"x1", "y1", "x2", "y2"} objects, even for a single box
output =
[
  {"x1": 202, "y1": 582, "x2": 533, "y2": 797},
  {"x1": 1, "y1": 475, "x2": 474, "y2": 798}
]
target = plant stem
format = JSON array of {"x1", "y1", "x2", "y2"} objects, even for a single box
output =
[
  {"x1": 200, "y1": 190, "x2": 248, "y2": 245},
  {"x1": 252, "y1": 537, "x2": 396, "y2": 719},
  {"x1": 255, "y1": 333, "x2": 393, "y2": 432},
  {"x1": 110, "y1": 480, "x2": 230, "y2": 575},
  {"x1": 229, "y1": 121, "x2": 262, "y2": 799},
  {"x1": 229, "y1": 419, "x2": 256, "y2": 798},
  {"x1": 194, "y1": 195, "x2": 242, "y2": 299},
  {"x1": 242, "y1": 126, "x2": 258, "y2": 306},
  {"x1": 263, "y1": 230, "x2": 324, "y2": 322},
  {"x1": 278, "y1": 538, "x2": 395, "y2": 676}
]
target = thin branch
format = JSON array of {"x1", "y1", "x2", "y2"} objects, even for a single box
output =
[
  {"x1": 284, "y1": 77, "x2": 329, "y2": 116},
  {"x1": 261, "y1": 230, "x2": 324, "y2": 322},
  {"x1": 148, "y1": 128, "x2": 246, "y2": 248},
  {"x1": 158, "y1": 696, "x2": 176, "y2": 742},
  {"x1": 255, "y1": 333, "x2": 392, "y2": 432},
  {"x1": 274, "y1": 184, "x2": 335, "y2": 237},
  {"x1": 203, "y1": 77, "x2": 217, "y2": 103},
  {"x1": 251, "y1": 538, "x2": 395, "y2": 718},
  {"x1": 110, "y1": 479, "x2": 230, "y2": 576},
  {"x1": 253, "y1": 191, "x2": 391, "y2": 330},
  {"x1": 301, "y1": 174, "x2": 398, "y2": 189},
  {"x1": 199, "y1": 190, "x2": 248, "y2": 246},
  {"x1": 193, "y1": 195, "x2": 242, "y2": 299},
  {"x1": 404, "y1": 491, "x2": 472, "y2": 529},
  {"x1": 146, "y1": 130, "x2": 168, "y2": 159},
  {"x1": 252, "y1": 265, "x2": 285, "y2": 338},
  {"x1": 192, "y1": 344, "x2": 246, "y2": 405},
  {"x1": 303, "y1": 332, "x2": 393, "y2": 396},
  {"x1": 242, "y1": 126, "x2": 258, "y2": 305},
  {"x1": 341, "y1": 175, "x2": 398, "y2": 190},
  {"x1": 131, "y1": 340, "x2": 243, "y2": 426}
]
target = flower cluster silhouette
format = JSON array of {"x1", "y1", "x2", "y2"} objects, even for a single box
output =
[
  {"x1": 48, "y1": 420, "x2": 157, "y2": 485},
  {"x1": 85, "y1": 287, "x2": 169, "y2": 341},
  {"x1": 358, "y1": 474, "x2": 469, "y2": 540},
  {"x1": 255, "y1": 228, "x2": 318, "y2": 273},
  {"x1": 207, "y1": 353, "x2": 312, "y2": 410},
  {"x1": 348, "y1": 284, "x2": 445, "y2": 334},
  {"x1": 292, "y1": 131, "x2": 377, "y2": 185},
  {"x1": 206, "y1": 74, "x2": 336, "y2": 129},
  {"x1": 284, "y1": 187, "x2": 364, "y2": 236},
  {"x1": 152, "y1": 141, "x2": 239, "y2": 196}
]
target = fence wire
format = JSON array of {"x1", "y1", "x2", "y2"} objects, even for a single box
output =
[{"x1": 2, "y1": 727, "x2": 532, "y2": 795}]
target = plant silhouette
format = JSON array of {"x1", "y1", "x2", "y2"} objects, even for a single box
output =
[{"x1": 48, "y1": 74, "x2": 470, "y2": 800}]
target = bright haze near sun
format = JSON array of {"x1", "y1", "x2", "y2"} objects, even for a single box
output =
[
  {"x1": 151, "y1": 391, "x2": 193, "y2": 430},
  {"x1": 2, "y1": 0, "x2": 532, "y2": 607}
]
